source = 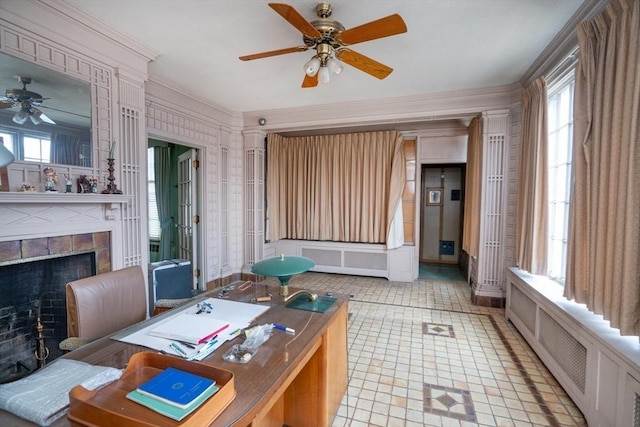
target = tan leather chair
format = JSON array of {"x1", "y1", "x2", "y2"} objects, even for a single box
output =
[{"x1": 59, "y1": 266, "x2": 147, "y2": 351}]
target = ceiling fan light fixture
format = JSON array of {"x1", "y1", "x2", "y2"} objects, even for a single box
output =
[
  {"x1": 327, "y1": 57, "x2": 343, "y2": 75},
  {"x1": 30, "y1": 110, "x2": 43, "y2": 125},
  {"x1": 12, "y1": 109, "x2": 29, "y2": 125},
  {"x1": 318, "y1": 66, "x2": 331, "y2": 84},
  {"x1": 304, "y1": 56, "x2": 321, "y2": 76}
]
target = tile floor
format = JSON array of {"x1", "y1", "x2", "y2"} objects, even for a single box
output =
[
  {"x1": 277, "y1": 271, "x2": 587, "y2": 427},
  {"x1": 418, "y1": 263, "x2": 467, "y2": 282}
]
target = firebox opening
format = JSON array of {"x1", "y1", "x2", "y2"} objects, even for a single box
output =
[{"x1": 0, "y1": 251, "x2": 96, "y2": 383}]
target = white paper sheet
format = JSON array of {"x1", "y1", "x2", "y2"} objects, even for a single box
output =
[{"x1": 113, "y1": 297, "x2": 269, "y2": 360}]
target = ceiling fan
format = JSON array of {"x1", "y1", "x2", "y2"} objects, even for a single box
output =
[
  {"x1": 239, "y1": 2, "x2": 407, "y2": 88},
  {"x1": 0, "y1": 76, "x2": 56, "y2": 125}
]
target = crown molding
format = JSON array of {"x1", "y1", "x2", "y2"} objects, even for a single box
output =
[
  {"x1": 520, "y1": 0, "x2": 610, "y2": 87},
  {"x1": 146, "y1": 76, "x2": 243, "y2": 130},
  {"x1": 243, "y1": 83, "x2": 520, "y2": 133},
  {"x1": 1, "y1": 0, "x2": 157, "y2": 83}
]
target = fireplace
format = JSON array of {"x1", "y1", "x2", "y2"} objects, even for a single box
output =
[{"x1": 0, "y1": 232, "x2": 111, "y2": 383}]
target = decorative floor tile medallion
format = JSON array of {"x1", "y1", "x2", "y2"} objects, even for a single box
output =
[
  {"x1": 423, "y1": 322, "x2": 455, "y2": 338},
  {"x1": 424, "y1": 383, "x2": 477, "y2": 422}
]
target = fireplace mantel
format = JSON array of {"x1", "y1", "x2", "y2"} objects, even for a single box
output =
[
  {"x1": 0, "y1": 193, "x2": 132, "y2": 271},
  {"x1": 0, "y1": 192, "x2": 131, "y2": 205}
]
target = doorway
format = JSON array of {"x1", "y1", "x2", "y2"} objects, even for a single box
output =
[
  {"x1": 148, "y1": 140, "x2": 201, "y2": 289},
  {"x1": 419, "y1": 164, "x2": 465, "y2": 279}
]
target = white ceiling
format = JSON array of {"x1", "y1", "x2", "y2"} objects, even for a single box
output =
[{"x1": 65, "y1": 0, "x2": 585, "y2": 114}]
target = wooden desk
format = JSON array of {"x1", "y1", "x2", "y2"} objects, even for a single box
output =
[{"x1": 0, "y1": 285, "x2": 348, "y2": 427}]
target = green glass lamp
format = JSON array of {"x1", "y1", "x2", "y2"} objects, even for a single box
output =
[{"x1": 251, "y1": 254, "x2": 315, "y2": 297}]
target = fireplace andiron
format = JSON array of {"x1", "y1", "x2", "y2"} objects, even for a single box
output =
[{"x1": 34, "y1": 317, "x2": 49, "y2": 369}]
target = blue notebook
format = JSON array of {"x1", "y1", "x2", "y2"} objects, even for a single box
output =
[
  {"x1": 137, "y1": 367, "x2": 216, "y2": 409},
  {"x1": 127, "y1": 385, "x2": 219, "y2": 421}
]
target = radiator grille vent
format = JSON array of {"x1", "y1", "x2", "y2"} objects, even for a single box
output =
[
  {"x1": 539, "y1": 309, "x2": 587, "y2": 392},
  {"x1": 634, "y1": 392, "x2": 640, "y2": 427},
  {"x1": 302, "y1": 248, "x2": 341, "y2": 267},
  {"x1": 510, "y1": 285, "x2": 536, "y2": 334},
  {"x1": 345, "y1": 251, "x2": 387, "y2": 270}
]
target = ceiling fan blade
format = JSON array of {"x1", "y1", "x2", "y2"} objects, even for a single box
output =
[
  {"x1": 36, "y1": 109, "x2": 56, "y2": 124},
  {"x1": 269, "y1": 3, "x2": 322, "y2": 38},
  {"x1": 239, "y1": 46, "x2": 309, "y2": 61},
  {"x1": 336, "y1": 48, "x2": 393, "y2": 80},
  {"x1": 338, "y1": 14, "x2": 407, "y2": 45},
  {"x1": 0, "y1": 102, "x2": 13, "y2": 109},
  {"x1": 302, "y1": 73, "x2": 318, "y2": 88}
]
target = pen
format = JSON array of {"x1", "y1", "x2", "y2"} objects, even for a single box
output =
[
  {"x1": 170, "y1": 342, "x2": 188, "y2": 357},
  {"x1": 228, "y1": 329, "x2": 243, "y2": 339},
  {"x1": 193, "y1": 339, "x2": 219, "y2": 358},
  {"x1": 273, "y1": 323, "x2": 295, "y2": 334},
  {"x1": 177, "y1": 340, "x2": 196, "y2": 349}
]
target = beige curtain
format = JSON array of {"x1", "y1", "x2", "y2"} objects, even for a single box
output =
[
  {"x1": 266, "y1": 130, "x2": 405, "y2": 246},
  {"x1": 516, "y1": 77, "x2": 549, "y2": 274},
  {"x1": 565, "y1": 0, "x2": 640, "y2": 336},
  {"x1": 462, "y1": 116, "x2": 482, "y2": 257}
]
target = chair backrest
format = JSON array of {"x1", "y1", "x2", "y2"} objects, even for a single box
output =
[{"x1": 66, "y1": 265, "x2": 147, "y2": 340}]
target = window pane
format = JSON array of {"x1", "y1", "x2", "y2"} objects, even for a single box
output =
[
  {"x1": 148, "y1": 148, "x2": 161, "y2": 240},
  {"x1": 547, "y1": 72, "x2": 574, "y2": 284}
]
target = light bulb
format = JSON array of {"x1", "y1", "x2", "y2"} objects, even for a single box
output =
[
  {"x1": 318, "y1": 66, "x2": 330, "y2": 84},
  {"x1": 327, "y1": 57, "x2": 343, "y2": 75},
  {"x1": 12, "y1": 110, "x2": 28, "y2": 125},
  {"x1": 303, "y1": 57, "x2": 321, "y2": 77}
]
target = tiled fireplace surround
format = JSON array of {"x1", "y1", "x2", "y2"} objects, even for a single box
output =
[
  {"x1": 0, "y1": 193, "x2": 127, "y2": 383},
  {"x1": 0, "y1": 233, "x2": 110, "y2": 382}
]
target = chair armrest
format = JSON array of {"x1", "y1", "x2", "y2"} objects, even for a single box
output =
[{"x1": 59, "y1": 337, "x2": 92, "y2": 352}]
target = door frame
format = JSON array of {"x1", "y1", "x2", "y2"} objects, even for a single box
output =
[
  {"x1": 419, "y1": 163, "x2": 466, "y2": 265},
  {"x1": 147, "y1": 135, "x2": 206, "y2": 291}
]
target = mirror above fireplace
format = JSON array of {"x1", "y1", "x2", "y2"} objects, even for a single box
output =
[{"x1": 0, "y1": 52, "x2": 92, "y2": 167}]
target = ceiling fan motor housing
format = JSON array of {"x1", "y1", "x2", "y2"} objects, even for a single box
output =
[{"x1": 4, "y1": 77, "x2": 44, "y2": 106}]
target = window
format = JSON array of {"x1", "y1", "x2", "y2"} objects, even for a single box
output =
[
  {"x1": 22, "y1": 135, "x2": 51, "y2": 163},
  {"x1": 148, "y1": 148, "x2": 161, "y2": 240},
  {"x1": 547, "y1": 72, "x2": 574, "y2": 283},
  {"x1": 0, "y1": 128, "x2": 52, "y2": 162}
]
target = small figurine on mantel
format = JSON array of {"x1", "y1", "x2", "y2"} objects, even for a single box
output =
[
  {"x1": 77, "y1": 175, "x2": 91, "y2": 193},
  {"x1": 64, "y1": 174, "x2": 73, "y2": 193},
  {"x1": 89, "y1": 177, "x2": 99, "y2": 193},
  {"x1": 43, "y1": 167, "x2": 58, "y2": 192}
]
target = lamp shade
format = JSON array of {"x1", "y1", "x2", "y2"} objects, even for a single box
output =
[
  {"x1": 327, "y1": 57, "x2": 343, "y2": 75},
  {"x1": 0, "y1": 142, "x2": 15, "y2": 168},
  {"x1": 303, "y1": 57, "x2": 321, "y2": 77},
  {"x1": 30, "y1": 110, "x2": 43, "y2": 125},
  {"x1": 318, "y1": 66, "x2": 331, "y2": 84},
  {"x1": 12, "y1": 110, "x2": 28, "y2": 125}
]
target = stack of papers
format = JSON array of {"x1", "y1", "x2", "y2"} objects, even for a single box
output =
[
  {"x1": 114, "y1": 297, "x2": 269, "y2": 360},
  {"x1": 126, "y1": 367, "x2": 219, "y2": 421},
  {"x1": 149, "y1": 314, "x2": 230, "y2": 344}
]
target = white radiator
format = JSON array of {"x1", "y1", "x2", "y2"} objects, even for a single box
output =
[
  {"x1": 506, "y1": 268, "x2": 640, "y2": 427},
  {"x1": 273, "y1": 240, "x2": 416, "y2": 282}
]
